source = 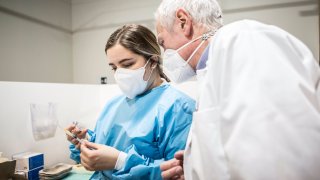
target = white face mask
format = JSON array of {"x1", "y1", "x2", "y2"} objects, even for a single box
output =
[
  {"x1": 114, "y1": 60, "x2": 153, "y2": 99},
  {"x1": 163, "y1": 31, "x2": 216, "y2": 83}
]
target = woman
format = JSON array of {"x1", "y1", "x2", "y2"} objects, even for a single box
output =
[{"x1": 66, "y1": 24, "x2": 195, "y2": 179}]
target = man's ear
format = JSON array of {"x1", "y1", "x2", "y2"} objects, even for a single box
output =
[{"x1": 176, "y1": 8, "x2": 193, "y2": 38}]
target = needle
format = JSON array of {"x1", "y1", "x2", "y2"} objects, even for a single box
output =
[
  {"x1": 57, "y1": 123, "x2": 83, "y2": 144},
  {"x1": 63, "y1": 128, "x2": 83, "y2": 144}
]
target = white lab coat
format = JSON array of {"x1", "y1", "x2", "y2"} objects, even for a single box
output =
[{"x1": 184, "y1": 20, "x2": 320, "y2": 180}]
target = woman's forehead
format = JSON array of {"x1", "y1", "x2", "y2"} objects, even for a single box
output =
[
  {"x1": 107, "y1": 44, "x2": 146, "y2": 64},
  {"x1": 107, "y1": 45, "x2": 133, "y2": 61}
]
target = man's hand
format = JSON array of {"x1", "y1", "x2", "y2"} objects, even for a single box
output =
[
  {"x1": 161, "y1": 150, "x2": 185, "y2": 180},
  {"x1": 173, "y1": 150, "x2": 184, "y2": 161},
  {"x1": 80, "y1": 141, "x2": 120, "y2": 171}
]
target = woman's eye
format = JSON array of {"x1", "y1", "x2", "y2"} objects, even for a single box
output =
[
  {"x1": 111, "y1": 67, "x2": 117, "y2": 71},
  {"x1": 122, "y1": 63, "x2": 133, "y2": 68}
]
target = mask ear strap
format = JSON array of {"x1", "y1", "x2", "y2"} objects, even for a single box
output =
[
  {"x1": 185, "y1": 39, "x2": 206, "y2": 64},
  {"x1": 176, "y1": 35, "x2": 203, "y2": 52},
  {"x1": 184, "y1": 30, "x2": 218, "y2": 65},
  {"x1": 146, "y1": 65, "x2": 155, "y2": 82},
  {"x1": 144, "y1": 59, "x2": 157, "y2": 82},
  {"x1": 144, "y1": 55, "x2": 159, "y2": 68},
  {"x1": 143, "y1": 59, "x2": 151, "y2": 68},
  {"x1": 176, "y1": 29, "x2": 217, "y2": 54}
]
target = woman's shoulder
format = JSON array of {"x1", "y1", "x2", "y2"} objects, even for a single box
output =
[
  {"x1": 101, "y1": 94, "x2": 126, "y2": 111},
  {"x1": 163, "y1": 84, "x2": 195, "y2": 102},
  {"x1": 158, "y1": 84, "x2": 196, "y2": 112}
]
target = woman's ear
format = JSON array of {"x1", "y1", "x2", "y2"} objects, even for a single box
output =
[
  {"x1": 149, "y1": 56, "x2": 159, "y2": 69},
  {"x1": 176, "y1": 8, "x2": 193, "y2": 38},
  {"x1": 150, "y1": 59, "x2": 158, "y2": 69},
  {"x1": 151, "y1": 63, "x2": 157, "y2": 69}
]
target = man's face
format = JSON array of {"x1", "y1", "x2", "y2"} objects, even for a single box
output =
[{"x1": 156, "y1": 22, "x2": 190, "y2": 57}]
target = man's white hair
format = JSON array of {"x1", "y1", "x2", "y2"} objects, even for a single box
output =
[{"x1": 155, "y1": 0, "x2": 223, "y2": 31}]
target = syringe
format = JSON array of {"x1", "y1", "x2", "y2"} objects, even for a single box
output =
[
  {"x1": 63, "y1": 128, "x2": 84, "y2": 144},
  {"x1": 57, "y1": 122, "x2": 84, "y2": 144}
]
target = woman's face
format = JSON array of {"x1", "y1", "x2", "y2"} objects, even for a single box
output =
[{"x1": 107, "y1": 44, "x2": 147, "y2": 72}]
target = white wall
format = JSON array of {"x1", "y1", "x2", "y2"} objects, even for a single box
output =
[
  {"x1": 0, "y1": 0, "x2": 318, "y2": 84},
  {"x1": 221, "y1": 0, "x2": 319, "y2": 61},
  {"x1": 0, "y1": 81, "x2": 195, "y2": 167},
  {"x1": 0, "y1": 0, "x2": 73, "y2": 83},
  {"x1": 0, "y1": 81, "x2": 120, "y2": 166},
  {"x1": 71, "y1": 0, "x2": 160, "y2": 84},
  {"x1": 72, "y1": 0, "x2": 319, "y2": 84},
  {"x1": 72, "y1": 28, "x2": 117, "y2": 84}
]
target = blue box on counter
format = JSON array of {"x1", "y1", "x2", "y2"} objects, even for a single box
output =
[
  {"x1": 12, "y1": 152, "x2": 44, "y2": 171},
  {"x1": 26, "y1": 166, "x2": 43, "y2": 180},
  {"x1": 16, "y1": 166, "x2": 43, "y2": 180}
]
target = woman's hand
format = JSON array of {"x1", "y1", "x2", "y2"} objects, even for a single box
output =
[
  {"x1": 65, "y1": 124, "x2": 88, "y2": 149},
  {"x1": 80, "y1": 141, "x2": 120, "y2": 171}
]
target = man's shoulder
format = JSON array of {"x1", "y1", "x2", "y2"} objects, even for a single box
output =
[{"x1": 217, "y1": 19, "x2": 287, "y2": 39}]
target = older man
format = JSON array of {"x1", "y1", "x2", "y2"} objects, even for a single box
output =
[{"x1": 155, "y1": 0, "x2": 320, "y2": 179}]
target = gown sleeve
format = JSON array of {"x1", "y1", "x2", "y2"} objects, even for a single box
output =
[{"x1": 112, "y1": 98, "x2": 195, "y2": 179}]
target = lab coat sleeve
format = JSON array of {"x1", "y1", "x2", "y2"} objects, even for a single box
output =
[
  {"x1": 112, "y1": 98, "x2": 195, "y2": 179},
  {"x1": 69, "y1": 129, "x2": 96, "y2": 163},
  {"x1": 191, "y1": 20, "x2": 320, "y2": 180}
]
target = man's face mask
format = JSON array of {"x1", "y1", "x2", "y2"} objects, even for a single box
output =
[{"x1": 163, "y1": 31, "x2": 216, "y2": 83}]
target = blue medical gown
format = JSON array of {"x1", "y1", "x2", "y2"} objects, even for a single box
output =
[{"x1": 69, "y1": 84, "x2": 195, "y2": 179}]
